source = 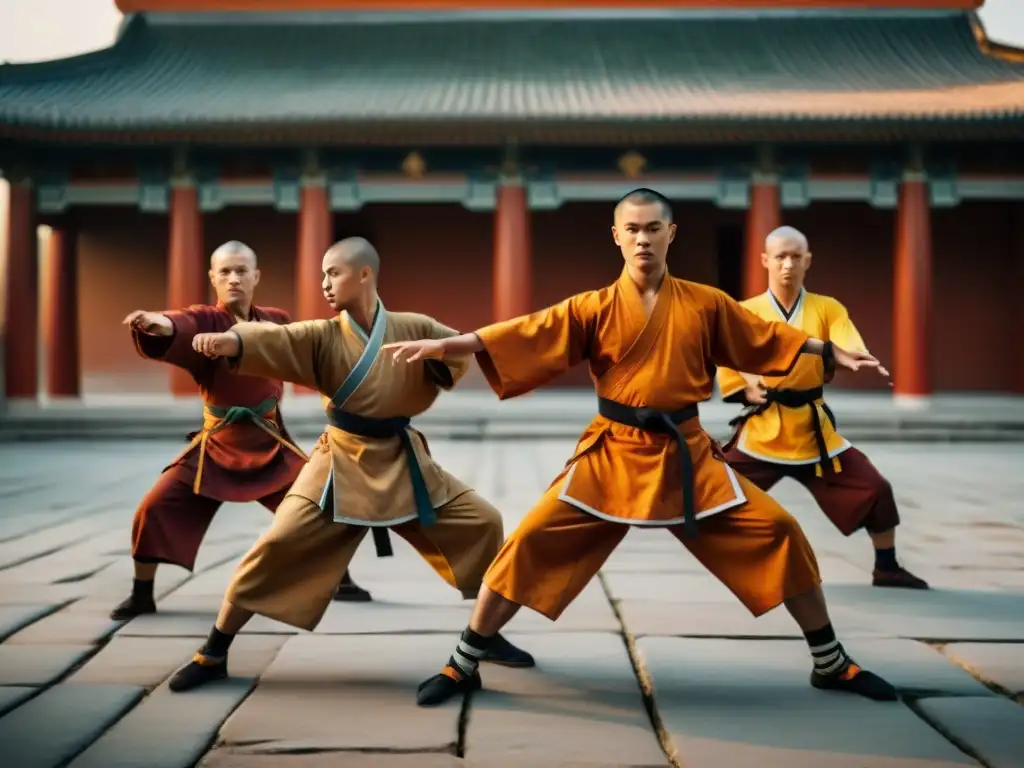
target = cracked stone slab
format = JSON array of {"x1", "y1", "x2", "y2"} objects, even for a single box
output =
[
  {"x1": 6, "y1": 607, "x2": 126, "y2": 645},
  {"x1": 638, "y1": 637, "x2": 975, "y2": 768},
  {"x1": 915, "y1": 696, "x2": 1024, "y2": 768},
  {"x1": 199, "y1": 752, "x2": 467, "y2": 767},
  {"x1": 219, "y1": 634, "x2": 463, "y2": 752},
  {"x1": 941, "y1": 643, "x2": 1024, "y2": 695},
  {"x1": 0, "y1": 683, "x2": 145, "y2": 768},
  {"x1": 0, "y1": 686, "x2": 36, "y2": 717},
  {"x1": 0, "y1": 603, "x2": 60, "y2": 642},
  {"x1": 0, "y1": 644, "x2": 94, "y2": 686},
  {"x1": 68, "y1": 678, "x2": 255, "y2": 768},
  {"x1": 464, "y1": 632, "x2": 665, "y2": 766}
]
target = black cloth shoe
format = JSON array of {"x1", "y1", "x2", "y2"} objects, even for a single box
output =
[
  {"x1": 872, "y1": 567, "x2": 929, "y2": 590},
  {"x1": 109, "y1": 594, "x2": 156, "y2": 621},
  {"x1": 416, "y1": 668, "x2": 482, "y2": 706},
  {"x1": 811, "y1": 662, "x2": 898, "y2": 701},
  {"x1": 481, "y1": 633, "x2": 535, "y2": 668},
  {"x1": 333, "y1": 581, "x2": 373, "y2": 602},
  {"x1": 168, "y1": 653, "x2": 228, "y2": 692}
]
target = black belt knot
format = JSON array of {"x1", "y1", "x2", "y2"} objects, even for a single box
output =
[
  {"x1": 597, "y1": 397, "x2": 699, "y2": 538},
  {"x1": 324, "y1": 407, "x2": 434, "y2": 558},
  {"x1": 727, "y1": 386, "x2": 837, "y2": 472}
]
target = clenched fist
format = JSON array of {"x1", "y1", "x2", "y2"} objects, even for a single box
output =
[
  {"x1": 192, "y1": 331, "x2": 241, "y2": 359},
  {"x1": 123, "y1": 310, "x2": 173, "y2": 336}
]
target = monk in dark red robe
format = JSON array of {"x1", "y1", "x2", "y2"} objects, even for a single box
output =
[{"x1": 110, "y1": 241, "x2": 371, "y2": 620}]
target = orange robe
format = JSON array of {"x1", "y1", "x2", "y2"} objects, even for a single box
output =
[{"x1": 475, "y1": 268, "x2": 823, "y2": 620}]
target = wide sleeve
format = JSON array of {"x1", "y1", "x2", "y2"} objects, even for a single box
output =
[
  {"x1": 825, "y1": 298, "x2": 868, "y2": 353},
  {"x1": 475, "y1": 293, "x2": 593, "y2": 399},
  {"x1": 710, "y1": 290, "x2": 808, "y2": 376},
  {"x1": 231, "y1": 319, "x2": 328, "y2": 391},
  {"x1": 131, "y1": 307, "x2": 212, "y2": 374},
  {"x1": 423, "y1": 318, "x2": 470, "y2": 391},
  {"x1": 716, "y1": 365, "x2": 750, "y2": 402}
]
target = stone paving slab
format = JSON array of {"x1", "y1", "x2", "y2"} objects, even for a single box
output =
[
  {"x1": 465, "y1": 632, "x2": 666, "y2": 766},
  {"x1": 219, "y1": 634, "x2": 463, "y2": 752},
  {"x1": 0, "y1": 683, "x2": 145, "y2": 768},
  {"x1": 940, "y1": 643, "x2": 1024, "y2": 695},
  {"x1": 825, "y1": 585, "x2": 1024, "y2": 641},
  {"x1": 835, "y1": 638, "x2": 993, "y2": 697},
  {"x1": 915, "y1": 696, "x2": 1024, "y2": 768},
  {"x1": 6, "y1": 607, "x2": 126, "y2": 645},
  {"x1": 0, "y1": 644, "x2": 94, "y2": 686},
  {"x1": 117, "y1": 603, "x2": 298, "y2": 637},
  {"x1": 66, "y1": 636, "x2": 210, "y2": 686},
  {"x1": 0, "y1": 603, "x2": 61, "y2": 642},
  {"x1": 200, "y1": 752, "x2": 467, "y2": 768},
  {"x1": 637, "y1": 637, "x2": 976, "y2": 768},
  {"x1": 0, "y1": 685, "x2": 36, "y2": 716},
  {"x1": 68, "y1": 678, "x2": 254, "y2": 768},
  {"x1": 618, "y1": 599, "x2": 878, "y2": 639},
  {"x1": 0, "y1": 583, "x2": 87, "y2": 606}
]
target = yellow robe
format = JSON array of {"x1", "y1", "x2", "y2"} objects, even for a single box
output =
[
  {"x1": 717, "y1": 288, "x2": 867, "y2": 467},
  {"x1": 475, "y1": 268, "x2": 809, "y2": 526},
  {"x1": 231, "y1": 305, "x2": 472, "y2": 526}
]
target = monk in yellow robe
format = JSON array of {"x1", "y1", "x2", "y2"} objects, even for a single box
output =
[
  {"x1": 387, "y1": 189, "x2": 898, "y2": 707},
  {"x1": 717, "y1": 226, "x2": 927, "y2": 590},
  {"x1": 163, "y1": 237, "x2": 533, "y2": 692}
]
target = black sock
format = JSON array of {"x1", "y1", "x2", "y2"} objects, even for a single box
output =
[
  {"x1": 132, "y1": 578, "x2": 154, "y2": 600},
  {"x1": 874, "y1": 547, "x2": 899, "y2": 571},
  {"x1": 200, "y1": 627, "x2": 235, "y2": 660},
  {"x1": 339, "y1": 570, "x2": 354, "y2": 587},
  {"x1": 447, "y1": 627, "x2": 493, "y2": 679},
  {"x1": 804, "y1": 623, "x2": 850, "y2": 676}
]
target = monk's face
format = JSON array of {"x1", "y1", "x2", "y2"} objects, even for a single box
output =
[
  {"x1": 209, "y1": 249, "x2": 259, "y2": 309},
  {"x1": 321, "y1": 250, "x2": 372, "y2": 311},
  {"x1": 762, "y1": 236, "x2": 812, "y2": 289},
  {"x1": 611, "y1": 202, "x2": 676, "y2": 273}
]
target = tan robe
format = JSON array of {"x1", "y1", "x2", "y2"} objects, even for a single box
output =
[
  {"x1": 475, "y1": 269, "x2": 823, "y2": 620},
  {"x1": 224, "y1": 305, "x2": 503, "y2": 630}
]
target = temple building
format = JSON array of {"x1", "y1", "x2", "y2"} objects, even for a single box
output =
[{"x1": 1, "y1": 0, "x2": 1022, "y2": 401}]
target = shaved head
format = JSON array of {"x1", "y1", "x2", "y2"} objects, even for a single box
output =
[
  {"x1": 765, "y1": 226, "x2": 809, "y2": 253},
  {"x1": 324, "y1": 237, "x2": 380, "y2": 281},
  {"x1": 211, "y1": 240, "x2": 257, "y2": 268},
  {"x1": 614, "y1": 187, "x2": 673, "y2": 223}
]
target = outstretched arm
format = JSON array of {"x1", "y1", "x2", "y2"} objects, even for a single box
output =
[
  {"x1": 127, "y1": 307, "x2": 210, "y2": 376},
  {"x1": 387, "y1": 295, "x2": 593, "y2": 400},
  {"x1": 193, "y1": 320, "x2": 329, "y2": 391}
]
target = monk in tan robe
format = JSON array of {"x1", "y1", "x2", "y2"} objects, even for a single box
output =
[
  {"x1": 164, "y1": 237, "x2": 533, "y2": 692},
  {"x1": 112, "y1": 241, "x2": 371, "y2": 621},
  {"x1": 388, "y1": 189, "x2": 899, "y2": 707},
  {"x1": 718, "y1": 226, "x2": 927, "y2": 590}
]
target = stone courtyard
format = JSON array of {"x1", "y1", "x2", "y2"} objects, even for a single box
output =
[{"x1": 0, "y1": 437, "x2": 1022, "y2": 768}]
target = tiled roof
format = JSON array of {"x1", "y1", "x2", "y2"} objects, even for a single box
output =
[{"x1": 1, "y1": 11, "x2": 1023, "y2": 143}]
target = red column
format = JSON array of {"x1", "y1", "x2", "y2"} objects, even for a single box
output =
[
  {"x1": 43, "y1": 227, "x2": 80, "y2": 398},
  {"x1": 743, "y1": 179, "x2": 780, "y2": 299},
  {"x1": 294, "y1": 183, "x2": 332, "y2": 394},
  {"x1": 1012, "y1": 202, "x2": 1024, "y2": 394},
  {"x1": 2, "y1": 182, "x2": 38, "y2": 400},
  {"x1": 493, "y1": 181, "x2": 531, "y2": 321},
  {"x1": 892, "y1": 174, "x2": 932, "y2": 402},
  {"x1": 167, "y1": 185, "x2": 205, "y2": 396}
]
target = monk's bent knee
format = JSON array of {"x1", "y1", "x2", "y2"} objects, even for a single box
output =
[{"x1": 861, "y1": 477, "x2": 900, "y2": 534}]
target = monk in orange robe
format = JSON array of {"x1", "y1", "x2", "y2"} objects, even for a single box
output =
[
  {"x1": 387, "y1": 189, "x2": 899, "y2": 707},
  {"x1": 111, "y1": 240, "x2": 370, "y2": 621},
  {"x1": 717, "y1": 225, "x2": 927, "y2": 590}
]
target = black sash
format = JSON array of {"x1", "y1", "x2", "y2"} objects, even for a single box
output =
[
  {"x1": 324, "y1": 408, "x2": 437, "y2": 558},
  {"x1": 597, "y1": 397, "x2": 700, "y2": 538},
  {"x1": 728, "y1": 386, "x2": 837, "y2": 471}
]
